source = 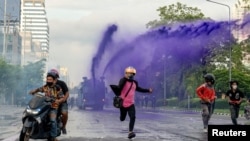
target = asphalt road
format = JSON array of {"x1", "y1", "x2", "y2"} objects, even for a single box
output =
[{"x1": 0, "y1": 105, "x2": 249, "y2": 141}]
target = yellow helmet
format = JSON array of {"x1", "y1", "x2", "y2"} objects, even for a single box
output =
[{"x1": 125, "y1": 66, "x2": 136, "y2": 74}]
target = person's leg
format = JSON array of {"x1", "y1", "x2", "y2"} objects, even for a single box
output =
[
  {"x1": 207, "y1": 103, "x2": 213, "y2": 122},
  {"x1": 49, "y1": 109, "x2": 58, "y2": 141},
  {"x1": 128, "y1": 105, "x2": 136, "y2": 138},
  {"x1": 230, "y1": 105, "x2": 237, "y2": 125},
  {"x1": 235, "y1": 106, "x2": 240, "y2": 124},
  {"x1": 60, "y1": 102, "x2": 68, "y2": 134},
  {"x1": 201, "y1": 103, "x2": 209, "y2": 131},
  {"x1": 120, "y1": 106, "x2": 127, "y2": 121}
]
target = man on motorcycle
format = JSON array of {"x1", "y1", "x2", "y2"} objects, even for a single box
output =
[
  {"x1": 29, "y1": 72, "x2": 64, "y2": 141},
  {"x1": 48, "y1": 68, "x2": 69, "y2": 134}
]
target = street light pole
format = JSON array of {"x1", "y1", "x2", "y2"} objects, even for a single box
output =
[
  {"x1": 2, "y1": 0, "x2": 7, "y2": 58},
  {"x1": 206, "y1": 0, "x2": 232, "y2": 82}
]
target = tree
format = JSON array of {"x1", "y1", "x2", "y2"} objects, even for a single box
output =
[
  {"x1": 144, "y1": 2, "x2": 207, "y2": 101},
  {"x1": 146, "y1": 2, "x2": 205, "y2": 29},
  {"x1": 0, "y1": 58, "x2": 46, "y2": 104}
]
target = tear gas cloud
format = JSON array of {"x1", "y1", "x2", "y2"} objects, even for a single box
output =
[{"x1": 90, "y1": 14, "x2": 250, "y2": 87}]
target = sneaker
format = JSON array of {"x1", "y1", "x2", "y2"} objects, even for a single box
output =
[
  {"x1": 62, "y1": 128, "x2": 67, "y2": 134},
  {"x1": 128, "y1": 132, "x2": 136, "y2": 139},
  {"x1": 203, "y1": 128, "x2": 208, "y2": 133}
]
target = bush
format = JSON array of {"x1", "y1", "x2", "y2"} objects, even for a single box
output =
[
  {"x1": 164, "y1": 97, "x2": 249, "y2": 112},
  {"x1": 214, "y1": 99, "x2": 228, "y2": 109},
  {"x1": 179, "y1": 98, "x2": 201, "y2": 109},
  {"x1": 166, "y1": 97, "x2": 179, "y2": 107}
]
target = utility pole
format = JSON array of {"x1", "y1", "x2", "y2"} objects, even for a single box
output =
[
  {"x1": 22, "y1": 16, "x2": 26, "y2": 66},
  {"x1": 206, "y1": 0, "x2": 232, "y2": 83},
  {"x1": 3, "y1": 0, "x2": 7, "y2": 58}
]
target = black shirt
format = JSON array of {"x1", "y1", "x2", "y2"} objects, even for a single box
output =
[
  {"x1": 56, "y1": 79, "x2": 69, "y2": 97},
  {"x1": 225, "y1": 89, "x2": 244, "y2": 102}
]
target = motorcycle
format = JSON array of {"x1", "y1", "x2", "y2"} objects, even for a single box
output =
[{"x1": 19, "y1": 93, "x2": 62, "y2": 141}]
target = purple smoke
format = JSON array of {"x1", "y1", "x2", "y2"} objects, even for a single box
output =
[
  {"x1": 90, "y1": 15, "x2": 250, "y2": 87},
  {"x1": 91, "y1": 24, "x2": 118, "y2": 82}
]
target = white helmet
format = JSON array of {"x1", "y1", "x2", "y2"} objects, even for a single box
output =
[{"x1": 125, "y1": 66, "x2": 136, "y2": 74}]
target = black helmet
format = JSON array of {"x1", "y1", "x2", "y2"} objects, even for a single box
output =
[
  {"x1": 204, "y1": 73, "x2": 215, "y2": 84},
  {"x1": 229, "y1": 80, "x2": 239, "y2": 85},
  {"x1": 47, "y1": 72, "x2": 57, "y2": 80},
  {"x1": 48, "y1": 69, "x2": 59, "y2": 78}
]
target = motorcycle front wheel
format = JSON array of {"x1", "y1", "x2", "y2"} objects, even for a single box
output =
[{"x1": 19, "y1": 127, "x2": 32, "y2": 141}]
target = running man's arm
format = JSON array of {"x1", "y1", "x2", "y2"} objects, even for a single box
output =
[{"x1": 135, "y1": 81, "x2": 151, "y2": 93}]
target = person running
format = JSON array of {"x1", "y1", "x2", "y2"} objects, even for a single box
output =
[
  {"x1": 48, "y1": 69, "x2": 70, "y2": 134},
  {"x1": 118, "y1": 66, "x2": 153, "y2": 139},
  {"x1": 226, "y1": 80, "x2": 244, "y2": 125},
  {"x1": 196, "y1": 73, "x2": 216, "y2": 132}
]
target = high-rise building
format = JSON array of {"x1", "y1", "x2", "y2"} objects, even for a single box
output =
[
  {"x1": 20, "y1": 0, "x2": 49, "y2": 64},
  {"x1": 0, "y1": 0, "x2": 21, "y2": 61},
  {"x1": 0, "y1": 0, "x2": 21, "y2": 26},
  {"x1": 234, "y1": 0, "x2": 250, "y2": 42}
]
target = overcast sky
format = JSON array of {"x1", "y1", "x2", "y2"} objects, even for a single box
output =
[{"x1": 45, "y1": 0, "x2": 236, "y2": 87}]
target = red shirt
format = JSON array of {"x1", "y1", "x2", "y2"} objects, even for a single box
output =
[{"x1": 196, "y1": 83, "x2": 216, "y2": 101}]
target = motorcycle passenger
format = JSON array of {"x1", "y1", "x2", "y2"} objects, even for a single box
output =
[
  {"x1": 118, "y1": 66, "x2": 153, "y2": 139},
  {"x1": 196, "y1": 73, "x2": 216, "y2": 133},
  {"x1": 48, "y1": 69, "x2": 69, "y2": 134},
  {"x1": 226, "y1": 80, "x2": 244, "y2": 125},
  {"x1": 29, "y1": 72, "x2": 64, "y2": 141}
]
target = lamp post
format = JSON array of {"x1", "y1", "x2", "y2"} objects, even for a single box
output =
[
  {"x1": 162, "y1": 55, "x2": 166, "y2": 105},
  {"x1": 206, "y1": 0, "x2": 232, "y2": 82},
  {"x1": 2, "y1": 0, "x2": 7, "y2": 58}
]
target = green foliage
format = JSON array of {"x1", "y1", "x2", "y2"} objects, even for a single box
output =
[
  {"x1": 0, "y1": 59, "x2": 46, "y2": 104},
  {"x1": 213, "y1": 69, "x2": 250, "y2": 97},
  {"x1": 166, "y1": 97, "x2": 179, "y2": 107},
  {"x1": 179, "y1": 98, "x2": 201, "y2": 109},
  {"x1": 146, "y1": 2, "x2": 250, "y2": 104},
  {"x1": 213, "y1": 99, "x2": 229, "y2": 109},
  {"x1": 146, "y1": 2, "x2": 205, "y2": 28}
]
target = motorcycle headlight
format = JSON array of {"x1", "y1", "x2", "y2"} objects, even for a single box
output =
[{"x1": 26, "y1": 107, "x2": 41, "y2": 115}]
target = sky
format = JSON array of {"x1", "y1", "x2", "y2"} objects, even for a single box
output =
[{"x1": 44, "y1": 0, "x2": 237, "y2": 87}]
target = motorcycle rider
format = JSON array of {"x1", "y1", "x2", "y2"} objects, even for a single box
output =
[
  {"x1": 226, "y1": 80, "x2": 244, "y2": 125},
  {"x1": 196, "y1": 73, "x2": 216, "y2": 132},
  {"x1": 48, "y1": 69, "x2": 69, "y2": 134},
  {"x1": 29, "y1": 72, "x2": 64, "y2": 141},
  {"x1": 118, "y1": 66, "x2": 153, "y2": 139}
]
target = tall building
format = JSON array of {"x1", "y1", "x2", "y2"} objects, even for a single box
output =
[
  {"x1": 20, "y1": 0, "x2": 49, "y2": 65},
  {"x1": 234, "y1": 0, "x2": 250, "y2": 42},
  {"x1": 0, "y1": 0, "x2": 21, "y2": 62}
]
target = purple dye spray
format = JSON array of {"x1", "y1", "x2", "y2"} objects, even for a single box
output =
[
  {"x1": 90, "y1": 16, "x2": 250, "y2": 88},
  {"x1": 91, "y1": 24, "x2": 117, "y2": 84}
]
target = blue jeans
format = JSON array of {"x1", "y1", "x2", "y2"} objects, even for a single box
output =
[
  {"x1": 59, "y1": 102, "x2": 68, "y2": 113},
  {"x1": 49, "y1": 108, "x2": 58, "y2": 138}
]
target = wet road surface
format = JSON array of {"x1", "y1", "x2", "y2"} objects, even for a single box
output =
[{"x1": 0, "y1": 105, "x2": 248, "y2": 141}]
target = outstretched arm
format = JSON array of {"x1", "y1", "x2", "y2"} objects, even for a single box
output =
[
  {"x1": 29, "y1": 87, "x2": 43, "y2": 95},
  {"x1": 135, "y1": 81, "x2": 152, "y2": 93}
]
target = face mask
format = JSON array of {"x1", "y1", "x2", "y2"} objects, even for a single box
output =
[
  {"x1": 46, "y1": 82, "x2": 53, "y2": 87},
  {"x1": 127, "y1": 73, "x2": 134, "y2": 80},
  {"x1": 129, "y1": 75, "x2": 134, "y2": 80},
  {"x1": 232, "y1": 85, "x2": 237, "y2": 90}
]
